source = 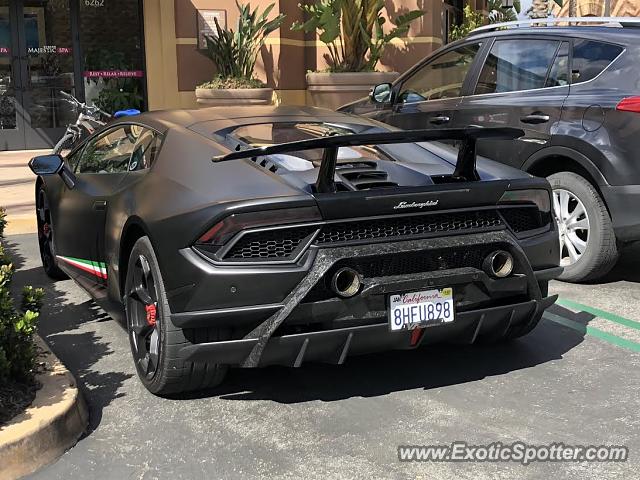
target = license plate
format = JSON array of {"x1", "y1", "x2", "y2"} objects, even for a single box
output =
[{"x1": 388, "y1": 288, "x2": 454, "y2": 331}]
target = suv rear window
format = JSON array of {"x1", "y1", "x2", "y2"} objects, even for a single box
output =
[
  {"x1": 572, "y1": 40, "x2": 623, "y2": 84},
  {"x1": 475, "y1": 39, "x2": 560, "y2": 94}
]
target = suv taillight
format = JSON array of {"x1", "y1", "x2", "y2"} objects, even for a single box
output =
[{"x1": 616, "y1": 97, "x2": 640, "y2": 113}]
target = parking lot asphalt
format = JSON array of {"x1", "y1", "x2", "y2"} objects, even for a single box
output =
[{"x1": 5, "y1": 233, "x2": 640, "y2": 480}]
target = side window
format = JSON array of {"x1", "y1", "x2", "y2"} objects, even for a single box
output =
[
  {"x1": 546, "y1": 41, "x2": 570, "y2": 87},
  {"x1": 399, "y1": 43, "x2": 481, "y2": 103},
  {"x1": 572, "y1": 40, "x2": 623, "y2": 84},
  {"x1": 128, "y1": 129, "x2": 163, "y2": 171},
  {"x1": 65, "y1": 145, "x2": 84, "y2": 172},
  {"x1": 76, "y1": 125, "x2": 140, "y2": 174},
  {"x1": 474, "y1": 39, "x2": 560, "y2": 94}
]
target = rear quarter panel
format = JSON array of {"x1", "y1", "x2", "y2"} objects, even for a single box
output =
[{"x1": 107, "y1": 127, "x2": 315, "y2": 299}]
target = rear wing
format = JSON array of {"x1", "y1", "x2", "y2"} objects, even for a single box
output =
[{"x1": 211, "y1": 127, "x2": 524, "y2": 193}]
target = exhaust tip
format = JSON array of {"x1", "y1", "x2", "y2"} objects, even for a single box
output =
[
  {"x1": 484, "y1": 250, "x2": 514, "y2": 278},
  {"x1": 330, "y1": 267, "x2": 362, "y2": 298}
]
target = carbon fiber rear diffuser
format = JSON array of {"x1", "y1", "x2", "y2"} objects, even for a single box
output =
[{"x1": 240, "y1": 230, "x2": 542, "y2": 367}]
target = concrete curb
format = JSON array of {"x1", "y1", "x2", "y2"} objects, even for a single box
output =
[{"x1": 0, "y1": 336, "x2": 88, "y2": 480}]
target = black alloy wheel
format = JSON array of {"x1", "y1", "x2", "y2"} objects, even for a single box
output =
[
  {"x1": 36, "y1": 188, "x2": 67, "y2": 280},
  {"x1": 124, "y1": 236, "x2": 229, "y2": 396},
  {"x1": 126, "y1": 253, "x2": 161, "y2": 380}
]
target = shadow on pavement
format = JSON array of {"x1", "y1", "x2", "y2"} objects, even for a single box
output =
[
  {"x1": 183, "y1": 313, "x2": 587, "y2": 404},
  {"x1": 5, "y1": 238, "x2": 133, "y2": 435},
  {"x1": 5, "y1": 236, "x2": 589, "y2": 409}
]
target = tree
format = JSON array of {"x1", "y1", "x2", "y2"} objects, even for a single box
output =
[
  {"x1": 488, "y1": 0, "x2": 521, "y2": 23},
  {"x1": 449, "y1": 5, "x2": 484, "y2": 41},
  {"x1": 527, "y1": 0, "x2": 564, "y2": 19}
]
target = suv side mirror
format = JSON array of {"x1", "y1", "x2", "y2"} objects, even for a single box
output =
[
  {"x1": 28, "y1": 154, "x2": 76, "y2": 189},
  {"x1": 29, "y1": 154, "x2": 63, "y2": 175},
  {"x1": 369, "y1": 83, "x2": 393, "y2": 104}
]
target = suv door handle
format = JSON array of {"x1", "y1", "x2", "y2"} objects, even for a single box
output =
[
  {"x1": 429, "y1": 115, "x2": 450, "y2": 125},
  {"x1": 521, "y1": 114, "x2": 550, "y2": 124}
]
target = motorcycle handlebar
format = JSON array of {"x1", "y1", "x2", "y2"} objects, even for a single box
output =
[{"x1": 59, "y1": 90, "x2": 111, "y2": 118}]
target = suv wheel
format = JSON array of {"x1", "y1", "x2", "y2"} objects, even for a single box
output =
[
  {"x1": 548, "y1": 172, "x2": 619, "y2": 282},
  {"x1": 124, "y1": 236, "x2": 228, "y2": 396}
]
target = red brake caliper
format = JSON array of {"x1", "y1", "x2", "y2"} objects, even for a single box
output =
[{"x1": 145, "y1": 304, "x2": 157, "y2": 327}]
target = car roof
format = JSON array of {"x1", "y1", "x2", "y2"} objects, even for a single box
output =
[
  {"x1": 469, "y1": 25, "x2": 635, "y2": 44},
  {"x1": 122, "y1": 106, "x2": 381, "y2": 136}
]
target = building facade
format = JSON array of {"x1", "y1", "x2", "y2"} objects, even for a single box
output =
[
  {"x1": 552, "y1": 0, "x2": 640, "y2": 17},
  {"x1": 0, "y1": 0, "x2": 486, "y2": 151}
]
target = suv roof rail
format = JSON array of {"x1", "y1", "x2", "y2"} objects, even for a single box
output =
[{"x1": 470, "y1": 16, "x2": 640, "y2": 35}]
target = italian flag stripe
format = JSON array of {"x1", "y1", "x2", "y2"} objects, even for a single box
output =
[{"x1": 57, "y1": 255, "x2": 108, "y2": 279}]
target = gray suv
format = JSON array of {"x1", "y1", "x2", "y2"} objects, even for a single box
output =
[{"x1": 340, "y1": 20, "x2": 640, "y2": 282}]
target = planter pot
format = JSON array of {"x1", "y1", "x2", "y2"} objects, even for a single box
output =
[
  {"x1": 306, "y1": 72, "x2": 400, "y2": 110},
  {"x1": 195, "y1": 87, "x2": 273, "y2": 107}
]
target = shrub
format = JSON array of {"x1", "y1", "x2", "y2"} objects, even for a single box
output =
[
  {"x1": 449, "y1": 5, "x2": 484, "y2": 42},
  {"x1": 291, "y1": 0, "x2": 424, "y2": 72},
  {"x1": 199, "y1": 1, "x2": 285, "y2": 88},
  {"x1": 0, "y1": 207, "x2": 44, "y2": 382}
]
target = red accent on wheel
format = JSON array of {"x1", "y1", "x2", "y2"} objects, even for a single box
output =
[{"x1": 145, "y1": 304, "x2": 157, "y2": 326}]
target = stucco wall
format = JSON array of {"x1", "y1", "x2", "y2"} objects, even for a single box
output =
[
  {"x1": 552, "y1": 0, "x2": 640, "y2": 17},
  {"x1": 144, "y1": 0, "x2": 488, "y2": 110}
]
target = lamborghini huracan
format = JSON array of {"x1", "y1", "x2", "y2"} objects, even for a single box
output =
[{"x1": 29, "y1": 106, "x2": 561, "y2": 395}]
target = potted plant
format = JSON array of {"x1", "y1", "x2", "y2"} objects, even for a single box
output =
[
  {"x1": 292, "y1": 0, "x2": 424, "y2": 109},
  {"x1": 196, "y1": 1, "x2": 285, "y2": 107}
]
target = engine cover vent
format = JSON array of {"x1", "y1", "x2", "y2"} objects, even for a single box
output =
[{"x1": 337, "y1": 164, "x2": 398, "y2": 190}]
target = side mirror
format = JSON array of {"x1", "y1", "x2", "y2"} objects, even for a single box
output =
[
  {"x1": 28, "y1": 154, "x2": 76, "y2": 189},
  {"x1": 28, "y1": 154, "x2": 63, "y2": 176},
  {"x1": 369, "y1": 83, "x2": 393, "y2": 104}
]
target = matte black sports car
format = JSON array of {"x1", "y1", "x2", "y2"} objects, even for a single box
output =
[{"x1": 29, "y1": 106, "x2": 562, "y2": 395}]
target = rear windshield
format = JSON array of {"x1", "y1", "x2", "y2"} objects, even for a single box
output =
[
  {"x1": 572, "y1": 40, "x2": 623, "y2": 84},
  {"x1": 223, "y1": 122, "x2": 393, "y2": 166}
]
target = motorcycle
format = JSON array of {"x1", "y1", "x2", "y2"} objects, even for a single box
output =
[{"x1": 52, "y1": 90, "x2": 140, "y2": 154}]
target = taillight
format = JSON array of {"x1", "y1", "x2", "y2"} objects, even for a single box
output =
[
  {"x1": 196, "y1": 207, "x2": 322, "y2": 246},
  {"x1": 616, "y1": 96, "x2": 640, "y2": 113},
  {"x1": 498, "y1": 189, "x2": 552, "y2": 232},
  {"x1": 498, "y1": 189, "x2": 550, "y2": 214}
]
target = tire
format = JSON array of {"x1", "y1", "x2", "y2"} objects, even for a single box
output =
[
  {"x1": 36, "y1": 188, "x2": 67, "y2": 280},
  {"x1": 548, "y1": 172, "x2": 619, "y2": 283},
  {"x1": 52, "y1": 133, "x2": 76, "y2": 155},
  {"x1": 124, "y1": 236, "x2": 228, "y2": 396}
]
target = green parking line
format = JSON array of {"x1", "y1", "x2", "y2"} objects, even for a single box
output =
[
  {"x1": 543, "y1": 312, "x2": 640, "y2": 353},
  {"x1": 556, "y1": 298, "x2": 640, "y2": 332}
]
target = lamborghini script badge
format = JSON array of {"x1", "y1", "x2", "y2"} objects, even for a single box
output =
[{"x1": 393, "y1": 200, "x2": 439, "y2": 210}]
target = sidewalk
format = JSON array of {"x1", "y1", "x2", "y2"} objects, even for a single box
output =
[{"x1": 0, "y1": 150, "x2": 45, "y2": 235}]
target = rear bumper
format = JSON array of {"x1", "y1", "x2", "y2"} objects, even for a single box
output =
[
  {"x1": 180, "y1": 296, "x2": 557, "y2": 367},
  {"x1": 173, "y1": 230, "x2": 561, "y2": 367},
  {"x1": 601, "y1": 184, "x2": 640, "y2": 242}
]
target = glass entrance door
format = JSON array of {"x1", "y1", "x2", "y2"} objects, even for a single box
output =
[
  {"x1": 0, "y1": 0, "x2": 146, "y2": 150},
  {"x1": 0, "y1": 1, "x2": 27, "y2": 150},
  {"x1": 19, "y1": 0, "x2": 76, "y2": 149},
  {"x1": 0, "y1": 0, "x2": 75, "y2": 150}
]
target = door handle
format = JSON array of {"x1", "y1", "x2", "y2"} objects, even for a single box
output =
[
  {"x1": 429, "y1": 115, "x2": 450, "y2": 125},
  {"x1": 520, "y1": 113, "x2": 550, "y2": 124},
  {"x1": 93, "y1": 200, "x2": 107, "y2": 211}
]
